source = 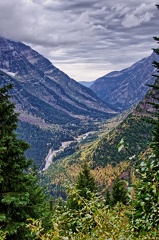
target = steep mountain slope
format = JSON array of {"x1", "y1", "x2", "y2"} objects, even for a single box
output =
[
  {"x1": 90, "y1": 52, "x2": 158, "y2": 111},
  {"x1": 0, "y1": 36, "x2": 117, "y2": 168},
  {"x1": 0, "y1": 36, "x2": 116, "y2": 121}
]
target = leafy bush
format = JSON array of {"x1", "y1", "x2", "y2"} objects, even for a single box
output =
[{"x1": 130, "y1": 155, "x2": 159, "y2": 235}]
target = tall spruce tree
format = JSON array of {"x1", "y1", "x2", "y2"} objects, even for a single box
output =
[
  {"x1": 0, "y1": 84, "x2": 48, "y2": 239},
  {"x1": 76, "y1": 162, "x2": 96, "y2": 199},
  {"x1": 111, "y1": 176, "x2": 128, "y2": 206},
  {"x1": 67, "y1": 162, "x2": 96, "y2": 210},
  {"x1": 131, "y1": 5, "x2": 159, "y2": 233}
]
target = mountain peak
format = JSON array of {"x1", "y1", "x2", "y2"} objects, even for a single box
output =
[{"x1": 90, "y1": 52, "x2": 158, "y2": 111}]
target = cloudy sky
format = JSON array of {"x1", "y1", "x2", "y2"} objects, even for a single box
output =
[{"x1": 0, "y1": 0, "x2": 159, "y2": 81}]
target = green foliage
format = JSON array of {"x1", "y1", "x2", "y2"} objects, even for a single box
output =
[
  {"x1": 130, "y1": 16, "x2": 159, "y2": 235},
  {"x1": 28, "y1": 151, "x2": 159, "y2": 240},
  {"x1": 131, "y1": 156, "x2": 159, "y2": 234},
  {"x1": 27, "y1": 194, "x2": 159, "y2": 239},
  {"x1": 27, "y1": 191, "x2": 131, "y2": 239},
  {"x1": 0, "y1": 84, "x2": 49, "y2": 239},
  {"x1": 0, "y1": 229, "x2": 6, "y2": 240}
]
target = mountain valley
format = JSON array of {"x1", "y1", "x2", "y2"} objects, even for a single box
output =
[
  {"x1": 0, "y1": 36, "x2": 117, "y2": 169},
  {"x1": 42, "y1": 68, "x2": 159, "y2": 196},
  {"x1": 0, "y1": 36, "x2": 157, "y2": 183},
  {"x1": 42, "y1": 93, "x2": 155, "y2": 197}
]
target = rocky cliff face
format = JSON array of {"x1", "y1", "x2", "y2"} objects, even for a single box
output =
[{"x1": 90, "y1": 52, "x2": 158, "y2": 111}]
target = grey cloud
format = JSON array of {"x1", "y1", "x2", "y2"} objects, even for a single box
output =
[
  {"x1": 0, "y1": 0, "x2": 158, "y2": 81},
  {"x1": 42, "y1": 0, "x2": 97, "y2": 11},
  {"x1": 121, "y1": 2, "x2": 157, "y2": 28},
  {"x1": 134, "y1": 3, "x2": 155, "y2": 15}
]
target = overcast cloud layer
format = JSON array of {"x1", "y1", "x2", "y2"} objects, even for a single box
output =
[{"x1": 0, "y1": 0, "x2": 159, "y2": 81}]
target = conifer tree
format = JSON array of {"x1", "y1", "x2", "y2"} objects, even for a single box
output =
[
  {"x1": 105, "y1": 188, "x2": 111, "y2": 206},
  {"x1": 111, "y1": 176, "x2": 128, "y2": 206},
  {"x1": 0, "y1": 84, "x2": 48, "y2": 239},
  {"x1": 76, "y1": 162, "x2": 96, "y2": 199},
  {"x1": 67, "y1": 162, "x2": 96, "y2": 209}
]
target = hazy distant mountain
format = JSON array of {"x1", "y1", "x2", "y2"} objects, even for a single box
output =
[
  {"x1": 90, "y1": 52, "x2": 158, "y2": 111},
  {"x1": 79, "y1": 81, "x2": 94, "y2": 87}
]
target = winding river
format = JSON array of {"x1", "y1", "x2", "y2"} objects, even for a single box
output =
[{"x1": 42, "y1": 131, "x2": 95, "y2": 171}]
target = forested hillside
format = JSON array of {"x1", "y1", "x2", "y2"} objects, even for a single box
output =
[{"x1": 89, "y1": 114, "x2": 153, "y2": 167}]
